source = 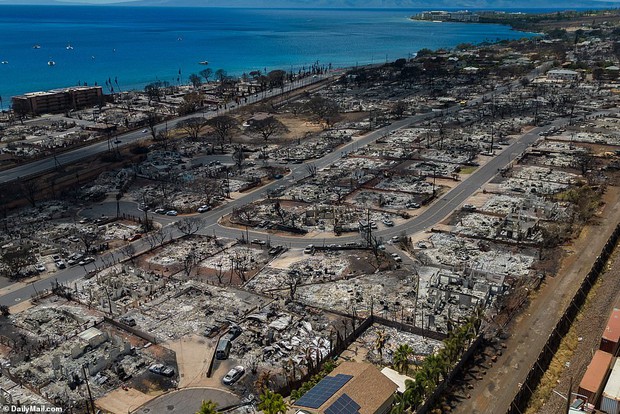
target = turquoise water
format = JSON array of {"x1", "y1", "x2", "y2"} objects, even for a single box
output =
[{"x1": 0, "y1": 6, "x2": 536, "y2": 100}]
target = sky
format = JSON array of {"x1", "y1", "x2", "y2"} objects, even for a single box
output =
[{"x1": 1, "y1": 0, "x2": 619, "y2": 6}]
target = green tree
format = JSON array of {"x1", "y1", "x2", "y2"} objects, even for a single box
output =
[
  {"x1": 189, "y1": 73, "x2": 202, "y2": 89},
  {"x1": 392, "y1": 344, "x2": 414, "y2": 374},
  {"x1": 258, "y1": 389, "x2": 287, "y2": 414},
  {"x1": 247, "y1": 116, "x2": 288, "y2": 141},
  {"x1": 207, "y1": 115, "x2": 238, "y2": 152},
  {"x1": 144, "y1": 81, "x2": 164, "y2": 104},
  {"x1": 196, "y1": 399, "x2": 218, "y2": 414},
  {"x1": 304, "y1": 95, "x2": 340, "y2": 127},
  {"x1": 200, "y1": 68, "x2": 213, "y2": 83}
]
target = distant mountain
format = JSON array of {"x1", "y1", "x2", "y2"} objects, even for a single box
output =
[{"x1": 0, "y1": 0, "x2": 618, "y2": 8}]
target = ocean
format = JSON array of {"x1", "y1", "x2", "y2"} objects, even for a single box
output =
[{"x1": 0, "y1": 6, "x2": 537, "y2": 100}]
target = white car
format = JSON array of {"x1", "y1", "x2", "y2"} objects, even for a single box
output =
[
  {"x1": 35, "y1": 263, "x2": 46, "y2": 272},
  {"x1": 197, "y1": 205, "x2": 210, "y2": 213},
  {"x1": 149, "y1": 364, "x2": 175, "y2": 377},
  {"x1": 166, "y1": 210, "x2": 178, "y2": 216},
  {"x1": 223, "y1": 365, "x2": 245, "y2": 385},
  {"x1": 142, "y1": 129, "x2": 148, "y2": 133}
]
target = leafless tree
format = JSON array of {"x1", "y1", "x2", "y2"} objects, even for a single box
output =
[
  {"x1": 233, "y1": 145, "x2": 245, "y2": 170},
  {"x1": 147, "y1": 112, "x2": 159, "y2": 141},
  {"x1": 183, "y1": 249, "x2": 199, "y2": 278},
  {"x1": 175, "y1": 217, "x2": 202, "y2": 237},
  {"x1": 20, "y1": 180, "x2": 39, "y2": 207},
  {"x1": 230, "y1": 249, "x2": 249, "y2": 283},
  {"x1": 145, "y1": 228, "x2": 167, "y2": 249},
  {"x1": 573, "y1": 149, "x2": 597, "y2": 176},
  {"x1": 214, "y1": 256, "x2": 225, "y2": 284},
  {"x1": 284, "y1": 270, "x2": 303, "y2": 301},
  {"x1": 119, "y1": 243, "x2": 137, "y2": 264},
  {"x1": 1, "y1": 244, "x2": 35, "y2": 279},
  {"x1": 77, "y1": 228, "x2": 101, "y2": 254},
  {"x1": 178, "y1": 117, "x2": 206, "y2": 140}
]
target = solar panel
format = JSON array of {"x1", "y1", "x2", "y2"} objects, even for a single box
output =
[
  {"x1": 295, "y1": 374, "x2": 353, "y2": 409},
  {"x1": 325, "y1": 393, "x2": 360, "y2": 414}
]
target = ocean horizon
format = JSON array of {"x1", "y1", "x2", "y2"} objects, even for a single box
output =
[{"x1": 0, "y1": 6, "x2": 539, "y2": 102}]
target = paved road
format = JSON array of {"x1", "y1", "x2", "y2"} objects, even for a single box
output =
[
  {"x1": 0, "y1": 63, "x2": 575, "y2": 307},
  {"x1": 0, "y1": 74, "x2": 332, "y2": 184},
  {"x1": 134, "y1": 387, "x2": 240, "y2": 414},
  {"x1": 0, "y1": 109, "x2": 563, "y2": 307}
]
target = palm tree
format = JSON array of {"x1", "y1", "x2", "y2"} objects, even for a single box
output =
[
  {"x1": 393, "y1": 344, "x2": 414, "y2": 374},
  {"x1": 196, "y1": 400, "x2": 218, "y2": 414},
  {"x1": 258, "y1": 389, "x2": 288, "y2": 414}
]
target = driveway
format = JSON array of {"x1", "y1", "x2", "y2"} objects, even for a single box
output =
[{"x1": 134, "y1": 387, "x2": 240, "y2": 414}]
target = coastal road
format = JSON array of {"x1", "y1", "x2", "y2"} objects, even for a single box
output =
[{"x1": 0, "y1": 74, "x2": 333, "y2": 184}]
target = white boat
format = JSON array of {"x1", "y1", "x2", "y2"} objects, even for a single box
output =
[
  {"x1": 199, "y1": 61, "x2": 209, "y2": 65},
  {"x1": 48, "y1": 60, "x2": 56, "y2": 66},
  {"x1": 1, "y1": 61, "x2": 8, "y2": 65},
  {"x1": 32, "y1": 44, "x2": 41, "y2": 49},
  {"x1": 66, "y1": 43, "x2": 73, "y2": 50}
]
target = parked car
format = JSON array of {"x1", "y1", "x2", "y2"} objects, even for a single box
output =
[
  {"x1": 154, "y1": 208, "x2": 166, "y2": 214},
  {"x1": 127, "y1": 234, "x2": 142, "y2": 242},
  {"x1": 54, "y1": 260, "x2": 66, "y2": 269},
  {"x1": 78, "y1": 257, "x2": 95, "y2": 266},
  {"x1": 35, "y1": 263, "x2": 46, "y2": 272},
  {"x1": 251, "y1": 239, "x2": 266, "y2": 245},
  {"x1": 149, "y1": 364, "x2": 175, "y2": 377},
  {"x1": 222, "y1": 365, "x2": 245, "y2": 385},
  {"x1": 166, "y1": 210, "x2": 178, "y2": 216},
  {"x1": 197, "y1": 205, "x2": 211, "y2": 213},
  {"x1": 119, "y1": 316, "x2": 136, "y2": 327},
  {"x1": 391, "y1": 253, "x2": 402, "y2": 262}
]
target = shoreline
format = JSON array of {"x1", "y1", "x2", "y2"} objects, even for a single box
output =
[
  {"x1": 0, "y1": 7, "x2": 535, "y2": 100},
  {"x1": 411, "y1": 7, "x2": 620, "y2": 34}
]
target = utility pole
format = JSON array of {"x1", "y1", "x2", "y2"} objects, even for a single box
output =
[{"x1": 82, "y1": 365, "x2": 95, "y2": 414}]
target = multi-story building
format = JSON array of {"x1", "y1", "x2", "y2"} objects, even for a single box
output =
[{"x1": 11, "y1": 86, "x2": 104, "y2": 115}]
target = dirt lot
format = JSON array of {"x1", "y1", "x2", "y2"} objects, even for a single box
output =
[
  {"x1": 452, "y1": 185, "x2": 620, "y2": 414},
  {"x1": 537, "y1": 249, "x2": 620, "y2": 413}
]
